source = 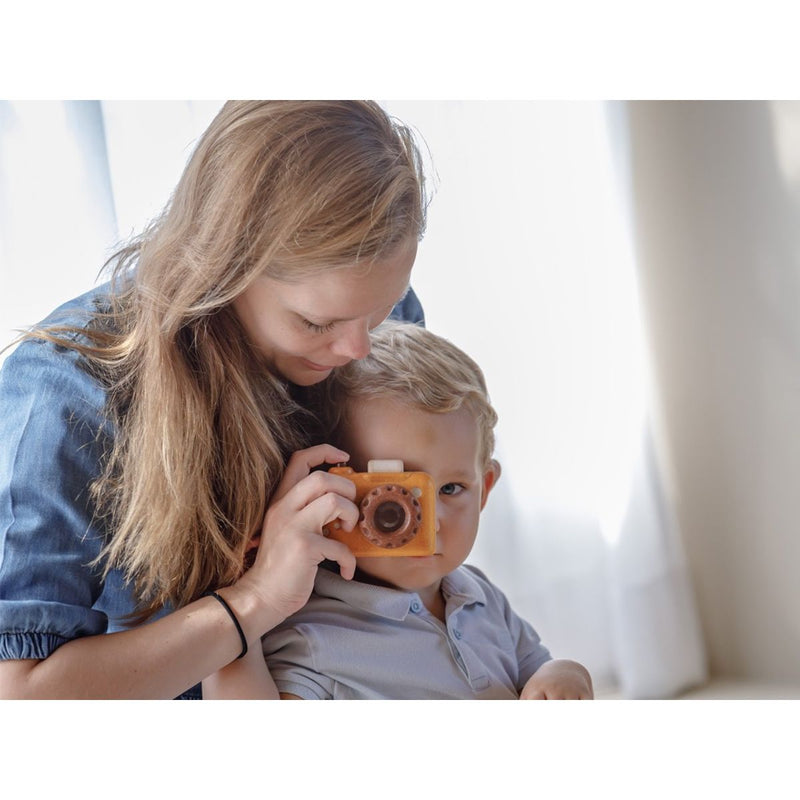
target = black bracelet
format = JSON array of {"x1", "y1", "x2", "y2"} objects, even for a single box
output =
[{"x1": 204, "y1": 590, "x2": 248, "y2": 659}]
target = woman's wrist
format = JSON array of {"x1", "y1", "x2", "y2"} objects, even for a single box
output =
[
  {"x1": 211, "y1": 578, "x2": 287, "y2": 647},
  {"x1": 203, "y1": 591, "x2": 248, "y2": 658}
]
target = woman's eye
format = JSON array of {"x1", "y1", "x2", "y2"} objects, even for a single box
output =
[
  {"x1": 302, "y1": 319, "x2": 336, "y2": 334},
  {"x1": 440, "y1": 483, "x2": 464, "y2": 497}
]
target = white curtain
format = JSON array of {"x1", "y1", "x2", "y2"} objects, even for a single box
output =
[
  {"x1": 0, "y1": 100, "x2": 708, "y2": 697},
  {"x1": 384, "y1": 101, "x2": 707, "y2": 698},
  {"x1": 0, "y1": 102, "x2": 117, "y2": 351},
  {"x1": 0, "y1": 100, "x2": 222, "y2": 356}
]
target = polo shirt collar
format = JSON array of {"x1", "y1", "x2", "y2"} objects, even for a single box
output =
[
  {"x1": 441, "y1": 566, "x2": 489, "y2": 609},
  {"x1": 313, "y1": 565, "x2": 487, "y2": 621}
]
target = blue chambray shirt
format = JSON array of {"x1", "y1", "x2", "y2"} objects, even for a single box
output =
[{"x1": 0, "y1": 281, "x2": 424, "y2": 698}]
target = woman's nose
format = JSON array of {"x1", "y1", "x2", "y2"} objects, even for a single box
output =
[{"x1": 330, "y1": 321, "x2": 371, "y2": 360}]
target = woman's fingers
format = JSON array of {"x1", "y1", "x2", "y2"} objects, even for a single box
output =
[
  {"x1": 313, "y1": 536, "x2": 357, "y2": 581},
  {"x1": 247, "y1": 472, "x2": 357, "y2": 559},
  {"x1": 243, "y1": 445, "x2": 361, "y2": 620},
  {"x1": 255, "y1": 467, "x2": 360, "y2": 571},
  {"x1": 282, "y1": 470, "x2": 357, "y2": 523},
  {"x1": 272, "y1": 444, "x2": 350, "y2": 502},
  {"x1": 295, "y1": 487, "x2": 360, "y2": 537}
]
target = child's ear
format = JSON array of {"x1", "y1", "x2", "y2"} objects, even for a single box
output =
[{"x1": 479, "y1": 459, "x2": 502, "y2": 511}]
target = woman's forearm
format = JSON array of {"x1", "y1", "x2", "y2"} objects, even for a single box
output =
[
  {"x1": 0, "y1": 441, "x2": 360, "y2": 700},
  {"x1": 202, "y1": 644, "x2": 279, "y2": 699},
  {"x1": 0, "y1": 590, "x2": 281, "y2": 699}
]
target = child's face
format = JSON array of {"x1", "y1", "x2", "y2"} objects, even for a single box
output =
[{"x1": 341, "y1": 396, "x2": 498, "y2": 601}]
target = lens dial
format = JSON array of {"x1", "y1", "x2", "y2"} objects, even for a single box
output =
[{"x1": 359, "y1": 484, "x2": 422, "y2": 548}]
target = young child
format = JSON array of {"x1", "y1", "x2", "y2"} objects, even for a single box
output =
[{"x1": 203, "y1": 322, "x2": 593, "y2": 700}]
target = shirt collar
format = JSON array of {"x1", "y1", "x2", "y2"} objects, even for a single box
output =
[
  {"x1": 441, "y1": 566, "x2": 488, "y2": 610},
  {"x1": 312, "y1": 565, "x2": 487, "y2": 621}
]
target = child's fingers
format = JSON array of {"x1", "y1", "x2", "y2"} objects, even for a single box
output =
[{"x1": 519, "y1": 686, "x2": 548, "y2": 700}]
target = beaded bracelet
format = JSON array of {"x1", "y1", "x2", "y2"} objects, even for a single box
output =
[{"x1": 204, "y1": 591, "x2": 248, "y2": 659}]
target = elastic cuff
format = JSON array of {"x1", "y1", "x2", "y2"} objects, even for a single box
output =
[{"x1": 0, "y1": 632, "x2": 68, "y2": 660}]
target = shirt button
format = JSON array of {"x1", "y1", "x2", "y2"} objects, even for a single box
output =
[
  {"x1": 410, "y1": 600, "x2": 422, "y2": 613},
  {"x1": 453, "y1": 629, "x2": 463, "y2": 639}
]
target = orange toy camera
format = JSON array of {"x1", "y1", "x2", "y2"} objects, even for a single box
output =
[{"x1": 323, "y1": 460, "x2": 436, "y2": 557}]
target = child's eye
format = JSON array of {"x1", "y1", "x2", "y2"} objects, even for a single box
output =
[
  {"x1": 440, "y1": 483, "x2": 465, "y2": 497},
  {"x1": 302, "y1": 319, "x2": 336, "y2": 334}
]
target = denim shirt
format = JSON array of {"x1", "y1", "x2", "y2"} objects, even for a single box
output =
[{"x1": 0, "y1": 281, "x2": 424, "y2": 698}]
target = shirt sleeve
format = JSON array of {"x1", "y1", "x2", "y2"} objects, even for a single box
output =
[
  {"x1": 262, "y1": 624, "x2": 336, "y2": 700},
  {"x1": 503, "y1": 598, "x2": 552, "y2": 690},
  {"x1": 464, "y1": 565, "x2": 552, "y2": 691},
  {"x1": 0, "y1": 336, "x2": 111, "y2": 660}
]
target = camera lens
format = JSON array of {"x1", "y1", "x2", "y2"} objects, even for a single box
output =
[
  {"x1": 373, "y1": 501, "x2": 406, "y2": 534},
  {"x1": 359, "y1": 484, "x2": 421, "y2": 549}
]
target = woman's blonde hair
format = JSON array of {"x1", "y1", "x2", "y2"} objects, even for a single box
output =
[
  {"x1": 29, "y1": 101, "x2": 428, "y2": 619},
  {"x1": 323, "y1": 321, "x2": 498, "y2": 468}
]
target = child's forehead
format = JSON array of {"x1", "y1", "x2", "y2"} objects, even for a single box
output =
[
  {"x1": 342, "y1": 395, "x2": 482, "y2": 464},
  {"x1": 345, "y1": 394, "x2": 477, "y2": 425}
]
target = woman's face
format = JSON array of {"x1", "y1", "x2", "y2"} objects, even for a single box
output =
[{"x1": 232, "y1": 239, "x2": 417, "y2": 385}]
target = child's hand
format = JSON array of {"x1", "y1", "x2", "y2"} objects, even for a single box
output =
[{"x1": 520, "y1": 659, "x2": 594, "y2": 700}]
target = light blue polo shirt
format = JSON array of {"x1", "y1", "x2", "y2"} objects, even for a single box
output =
[{"x1": 262, "y1": 564, "x2": 552, "y2": 699}]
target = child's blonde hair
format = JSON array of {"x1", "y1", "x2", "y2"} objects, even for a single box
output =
[{"x1": 325, "y1": 321, "x2": 498, "y2": 468}]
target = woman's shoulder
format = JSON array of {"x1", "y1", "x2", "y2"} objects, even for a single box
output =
[
  {"x1": 1, "y1": 283, "x2": 113, "y2": 415},
  {"x1": 388, "y1": 285, "x2": 425, "y2": 326},
  {"x1": 38, "y1": 281, "x2": 114, "y2": 337},
  {"x1": 4, "y1": 282, "x2": 113, "y2": 356}
]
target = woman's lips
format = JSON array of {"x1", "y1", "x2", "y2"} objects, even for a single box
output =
[
  {"x1": 300, "y1": 356, "x2": 354, "y2": 372},
  {"x1": 299, "y1": 358, "x2": 336, "y2": 372}
]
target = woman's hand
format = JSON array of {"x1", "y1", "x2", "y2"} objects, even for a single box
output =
[
  {"x1": 228, "y1": 444, "x2": 360, "y2": 637},
  {"x1": 520, "y1": 659, "x2": 594, "y2": 700}
]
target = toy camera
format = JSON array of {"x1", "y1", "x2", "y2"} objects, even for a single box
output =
[{"x1": 323, "y1": 460, "x2": 436, "y2": 557}]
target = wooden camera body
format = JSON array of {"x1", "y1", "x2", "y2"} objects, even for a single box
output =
[{"x1": 323, "y1": 460, "x2": 436, "y2": 557}]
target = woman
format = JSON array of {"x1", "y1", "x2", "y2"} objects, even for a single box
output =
[{"x1": 0, "y1": 100, "x2": 427, "y2": 699}]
